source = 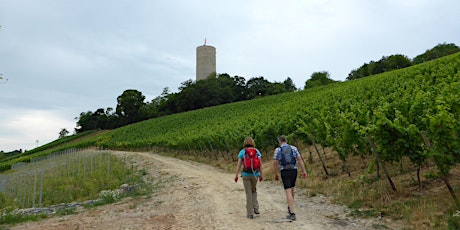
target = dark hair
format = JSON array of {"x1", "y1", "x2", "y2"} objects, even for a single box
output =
[{"x1": 277, "y1": 135, "x2": 287, "y2": 143}]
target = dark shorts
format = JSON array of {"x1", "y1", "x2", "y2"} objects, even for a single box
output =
[{"x1": 281, "y1": 169, "x2": 297, "y2": 189}]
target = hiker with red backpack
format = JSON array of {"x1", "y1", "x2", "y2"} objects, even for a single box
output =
[
  {"x1": 234, "y1": 136, "x2": 263, "y2": 219},
  {"x1": 273, "y1": 135, "x2": 307, "y2": 221}
]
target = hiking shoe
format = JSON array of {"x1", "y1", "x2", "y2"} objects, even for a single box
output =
[
  {"x1": 287, "y1": 213, "x2": 296, "y2": 221},
  {"x1": 254, "y1": 208, "x2": 260, "y2": 214},
  {"x1": 247, "y1": 214, "x2": 254, "y2": 219}
]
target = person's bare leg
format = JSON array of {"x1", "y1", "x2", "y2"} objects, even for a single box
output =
[{"x1": 285, "y1": 188, "x2": 295, "y2": 213}]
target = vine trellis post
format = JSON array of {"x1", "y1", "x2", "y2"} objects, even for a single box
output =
[
  {"x1": 310, "y1": 136, "x2": 329, "y2": 176},
  {"x1": 366, "y1": 133, "x2": 397, "y2": 192},
  {"x1": 421, "y1": 131, "x2": 459, "y2": 205}
]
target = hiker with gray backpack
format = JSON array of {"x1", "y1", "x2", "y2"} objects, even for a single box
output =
[
  {"x1": 273, "y1": 135, "x2": 307, "y2": 221},
  {"x1": 234, "y1": 136, "x2": 263, "y2": 219}
]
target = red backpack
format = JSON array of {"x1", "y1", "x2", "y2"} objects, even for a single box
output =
[{"x1": 243, "y1": 147, "x2": 261, "y2": 173}]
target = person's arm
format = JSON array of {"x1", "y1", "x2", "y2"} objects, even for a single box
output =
[
  {"x1": 273, "y1": 148, "x2": 280, "y2": 181},
  {"x1": 234, "y1": 158, "x2": 242, "y2": 183},
  {"x1": 257, "y1": 150, "x2": 263, "y2": 181},
  {"x1": 297, "y1": 155, "x2": 308, "y2": 178},
  {"x1": 259, "y1": 161, "x2": 263, "y2": 182}
]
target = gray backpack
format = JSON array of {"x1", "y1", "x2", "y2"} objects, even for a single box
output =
[{"x1": 280, "y1": 145, "x2": 296, "y2": 169}]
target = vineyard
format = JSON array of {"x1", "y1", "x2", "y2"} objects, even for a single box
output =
[{"x1": 89, "y1": 52, "x2": 460, "y2": 196}]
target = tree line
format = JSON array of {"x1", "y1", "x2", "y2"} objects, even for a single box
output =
[
  {"x1": 346, "y1": 43, "x2": 460, "y2": 80},
  {"x1": 75, "y1": 74, "x2": 297, "y2": 133}
]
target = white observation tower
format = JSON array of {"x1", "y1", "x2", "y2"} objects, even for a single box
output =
[{"x1": 196, "y1": 39, "x2": 216, "y2": 81}]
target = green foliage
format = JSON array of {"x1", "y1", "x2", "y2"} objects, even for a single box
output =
[
  {"x1": 348, "y1": 199, "x2": 364, "y2": 209},
  {"x1": 348, "y1": 43, "x2": 460, "y2": 81},
  {"x1": 347, "y1": 54, "x2": 412, "y2": 80},
  {"x1": 0, "y1": 212, "x2": 47, "y2": 226},
  {"x1": 283, "y1": 77, "x2": 297, "y2": 92},
  {"x1": 116, "y1": 89, "x2": 146, "y2": 120},
  {"x1": 413, "y1": 43, "x2": 460, "y2": 64},
  {"x1": 447, "y1": 211, "x2": 460, "y2": 230},
  {"x1": 349, "y1": 209, "x2": 378, "y2": 218},
  {"x1": 55, "y1": 207, "x2": 77, "y2": 216},
  {"x1": 97, "y1": 190, "x2": 118, "y2": 204},
  {"x1": 58, "y1": 128, "x2": 70, "y2": 139},
  {"x1": 0, "y1": 193, "x2": 8, "y2": 209},
  {"x1": 75, "y1": 74, "x2": 296, "y2": 133},
  {"x1": 304, "y1": 71, "x2": 337, "y2": 89},
  {"x1": 1, "y1": 151, "x2": 141, "y2": 209}
]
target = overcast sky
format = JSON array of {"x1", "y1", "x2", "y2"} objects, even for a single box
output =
[{"x1": 1, "y1": 0, "x2": 459, "y2": 152}]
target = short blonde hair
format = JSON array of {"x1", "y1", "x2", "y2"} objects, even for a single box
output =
[{"x1": 243, "y1": 136, "x2": 256, "y2": 148}]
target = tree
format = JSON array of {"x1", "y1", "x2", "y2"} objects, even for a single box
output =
[
  {"x1": 216, "y1": 74, "x2": 245, "y2": 102},
  {"x1": 283, "y1": 77, "x2": 297, "y2": 92},
  {"x1": 75, "y1": 111, "x2": 97, "y2": 132},
  {"x1": 178, "y1": 79, "x2": 194, "y2": 91},
  {"x1": 58, "y1": 128, "x2": 70, "y2": 138},
  {"x1": 347, "y1": 55, "x2": 412, "y2": 80},
  {"x1": 266, "y1": 82, "x2": 287, "y2": 95},
  {"x1": 347, "y1": 64, "x2": 370, "y2": 80},
  {"x1": 159, "y1": 74, "x2": 250, "y2": 114},
  {"x1": 93, "y1": 108, "x2": 109, "y2": 129},
  {"x1": 305, "y1": 71, "x2": 336, "y2": 89},
  {"x1": 383, "y1": 54, "x2": 413, "y2": 70},
  {"x1": 413, "y1": 43, "x2": 460, "y2": 64},
  {"x1": 151, "y1": 87, "x2": 172, "y2": 116},
  {"x1": 245, "y1": 76, "x2": 272, "y2": 99},
  {"x1": 116, "y1": 89, "x2": 146, "y2": 121}
]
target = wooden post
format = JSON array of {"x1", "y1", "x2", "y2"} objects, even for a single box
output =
[
  {"x1": 421, "y1": 131, "x2": 459, "y2": 205},
  {"x1": 366, "y1": 133, "x2": 397, "y2": 192},
  {"x1": 224, "y1": 139, "x2": 235, "y2": 161},
  {"x1": 339, "y1": 153, "x2": 351, "y2": 177},
  {"x1": 308, "y1": 150, "x2": 313, "y2": 164},
  {"x1": 312, "y1": 138, "x2": 329, "y2": 176},
  {"x1": 208, "y1": 141, "x2": 218, "y2": 160}
]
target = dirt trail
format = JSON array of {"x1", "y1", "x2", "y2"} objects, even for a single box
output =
[{"x1": 12, "y1": 151, "x2": 402, "y2": 230}]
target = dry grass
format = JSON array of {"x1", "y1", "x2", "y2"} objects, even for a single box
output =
[
  {"x1": 294, "y1": 144, "x2": 460, "y2": 229},
  {"x1": 160, "y1": 145, "x2": 460, "y2": 229}
]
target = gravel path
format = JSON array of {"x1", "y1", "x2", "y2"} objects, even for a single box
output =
[{"x1": 12, "y1": 151, "x2": 404, "y2": 230}]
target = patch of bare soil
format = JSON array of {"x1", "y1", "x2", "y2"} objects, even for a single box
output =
[{"x1": 12, "y1": 151, "x2": 405, "y2": 230}]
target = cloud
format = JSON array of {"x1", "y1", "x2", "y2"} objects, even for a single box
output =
[{"x1": 0, "y1": 109, "x2": 74, "y2": 152}]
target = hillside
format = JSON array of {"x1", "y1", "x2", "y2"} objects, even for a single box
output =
[
  {"x1": 79, "y1": 52, "x2": 460, "y2": 156},
  {"x1": 2, "y1": 52, "x2": 460, "y2": 228}
]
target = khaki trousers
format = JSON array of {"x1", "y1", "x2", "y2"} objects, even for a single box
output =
[{"x1": 243, "y1": 176, "x2": 259, "y2": 215}]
